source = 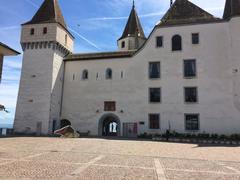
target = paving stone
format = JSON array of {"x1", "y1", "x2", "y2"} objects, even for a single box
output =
[
  {"x1": 160, "y1": 158, "x2": 234, "y2": 173},
  {"x1": 96, "y1": 155, "x2": 155, "y2": 168},
  {"x1": 0, "y1": 151, "x2": 40, "y2": 160},
  {"x1": 30, "y1": 151, "x2": 98, "y2": 164},
  {"x1": 0, "y1": 137, "x2": 239, "y2": 179},
  {"x1": 77, "y1": 165, "x2": 157, "y2": 180},
  {"x1": 165, "y1": 170, "x2": 240, "y2": 180},
  {"x1": 0, "y1": 160, "x2": 78, "y2": 179},
  {"x1": 220, "y1": 161, "x2": 240, "y2": 172}
]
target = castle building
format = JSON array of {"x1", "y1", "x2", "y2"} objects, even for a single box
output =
[{"x1": 14, "y1": 0, "x2": 240, "y2": 137}]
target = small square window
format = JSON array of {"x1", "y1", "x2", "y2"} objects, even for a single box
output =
[
  {"x1": 185, "y1": 87, "x2": 198, "y2": 103},
  {"x1": 30, "y1": 28, "x2": 34, "y2": 35},
  {"x1": 149, "y1": 88, "x2": 161, "y2": 103},
  {"x1": 156, "y1": 36, "x2": 163, "y2": 47},
  {"x1": 185, "y1": 114, "x2": 199, "y2": 131},
  {"x1": 149, "y1": 62, "x2": 160, "y2": 79},
  {"x1": 184, "y1": 59, "x2": 196, "y2": 78},
  {"x1": 43, "y1": 27, "x2": 47, "y2": 34},
  {"x1": 149, "y1": 114, "x2": 160, "y2": 129},
  {"x1": 104, "y1": 101, "x2": 116, "y2": 111},
  {"x1": 192, "y1": 33, "x2": 199, "y2": 44}
]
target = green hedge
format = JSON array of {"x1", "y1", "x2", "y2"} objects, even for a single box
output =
[{"x1": 138, "y1": 132, "x2": 240, "y2": 141}]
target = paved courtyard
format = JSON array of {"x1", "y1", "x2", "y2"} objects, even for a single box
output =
[{"x1": 0, "y1": 137, "x2": 240, "y2": 179}]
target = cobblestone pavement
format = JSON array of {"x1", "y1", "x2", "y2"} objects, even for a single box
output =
[{"x1": 0, "y1": 137, "x2": 240, "y2": 180}]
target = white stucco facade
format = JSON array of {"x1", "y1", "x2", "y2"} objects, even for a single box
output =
[
  {"x1": 14, "y1": 0, "x2": 240, "y2": 136},
  {"x1": 60, "y1": 19, "x2": 240, "y2": 136}
]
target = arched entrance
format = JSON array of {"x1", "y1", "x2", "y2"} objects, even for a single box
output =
[
  {"x1": 60, "y1": 119, "x2": 71, "y2": 128},
  {"x1": 98, "y1": 114, "x2": 121, "y2": 136}
]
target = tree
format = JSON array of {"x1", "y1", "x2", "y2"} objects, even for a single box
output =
[{"x1": 0, "y1": 104, "x2": 9, "y2": 113}]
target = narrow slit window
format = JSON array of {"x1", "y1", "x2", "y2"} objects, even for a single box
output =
[
  {"x1": 82, "y1": 70, "x2": 88, "y2": 80},
  {"x1": 121, "y1": 41, "x2": 125, "y2": 48},
  {"x1": 106, "y1": 68, "x2": 112, "y2": 79}
]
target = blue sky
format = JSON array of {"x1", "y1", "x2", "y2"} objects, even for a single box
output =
[{"x1": 0, "y1": 0, "x2": 226, "y2": 125}]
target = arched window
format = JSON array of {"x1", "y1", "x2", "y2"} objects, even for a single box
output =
[
  {"x1": 106, "y1": 68, "x2": 112, "y2": 79},
  {"x1": 172, "y1": 35, "x2": 182, "y2": 51},
  {"x1": 82, "y1": 70, "x2": 88, "y2": 80}
]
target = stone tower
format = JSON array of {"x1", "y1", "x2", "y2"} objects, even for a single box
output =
[
  {"x1": 223, "y1": 0, "x2": 240, "y2": 111},
  {"x1": 118, "y1": 1, "x2": 146, "y2": 51},
  {"x1": 14, "y1": 0, "x2": 74, "y2": 135}
]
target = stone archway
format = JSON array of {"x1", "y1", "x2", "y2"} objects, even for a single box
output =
[
  {"x1": 60, "y1": 119, "x2": 71, "y2": 128},
  {"x1": 98, "y1": 113, "x2": 121, "y2": 136}
]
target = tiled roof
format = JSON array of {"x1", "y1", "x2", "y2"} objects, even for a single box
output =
[
  {"x1": 223, "y1": 0, "x2": 240, "y2": 19},
  {"x1": 0, "y1": 42, "x2": 20, "y2": 55},
  {"x1": 158, "y1": 0, "x2": 220, "y2": 26},
  {"x1": 23, "y1": 0, "x2": 67, "y2": 28},
  {"x1": 119, "y1": 4, "x2": 146, "y2": 40},
  {"x1": 64, "y1": 51, "x2": 136, "y2": 61}
]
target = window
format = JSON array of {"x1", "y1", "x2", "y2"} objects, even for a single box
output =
[
  {"x1": 172, "y1": 35, "x2": 182, "y2": 51},
  {"x1": 184, "y1": 59, "x2": 196, "y2": 78},
  {"x1": 156, "y1": 36, "x2": 163, "y2": 47},
  {"x1": 192, "y1": 33, "x2": 199, "y2": 44},
  {"x1": 185, "y1": 114, "x2": 199, "y2": 131},
  {"x1": 121, "y1": 41, "x2": 125, "y2": 48},
  {"x1": 149, "y1": 114, "x2": 160, "y2": 129},
  {"x1": 43, "y1": 27, "x2": 47, "y2": 34},
  {"x1": 149, "y1": 88, "x2": 161, "y2": 103},
  {"x1": 82, "y1": 70, "x2": 88, "y2": 80},
  {"x1": 121, "y1": 71, "x2": 123, "y2": 79},
  {"x1": 104, "y1": 101, "x2": 116, "y2": 111},
  {"x1": 149, "y1": 62, "x2": 160, "y2": 79},
  {"x1": 185, "y1": 87, "x2": 198, "y2": 103},
  {"x1": 106, "y1": 68, "x2": 112, "y2": 79},
  {"x1": 65, "y1": 34, "x2": 68, "y2": 45},
  {"x1": 30, "y1": 28, "x2": 35, "y2": 35}
]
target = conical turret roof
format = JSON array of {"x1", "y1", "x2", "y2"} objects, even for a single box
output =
[
  {"x1": 119, "y1": 3, "x2": 146, "y2": 40},
  {"x1": 23, "y1": 0, "x2": 67, "y2": 28}
]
